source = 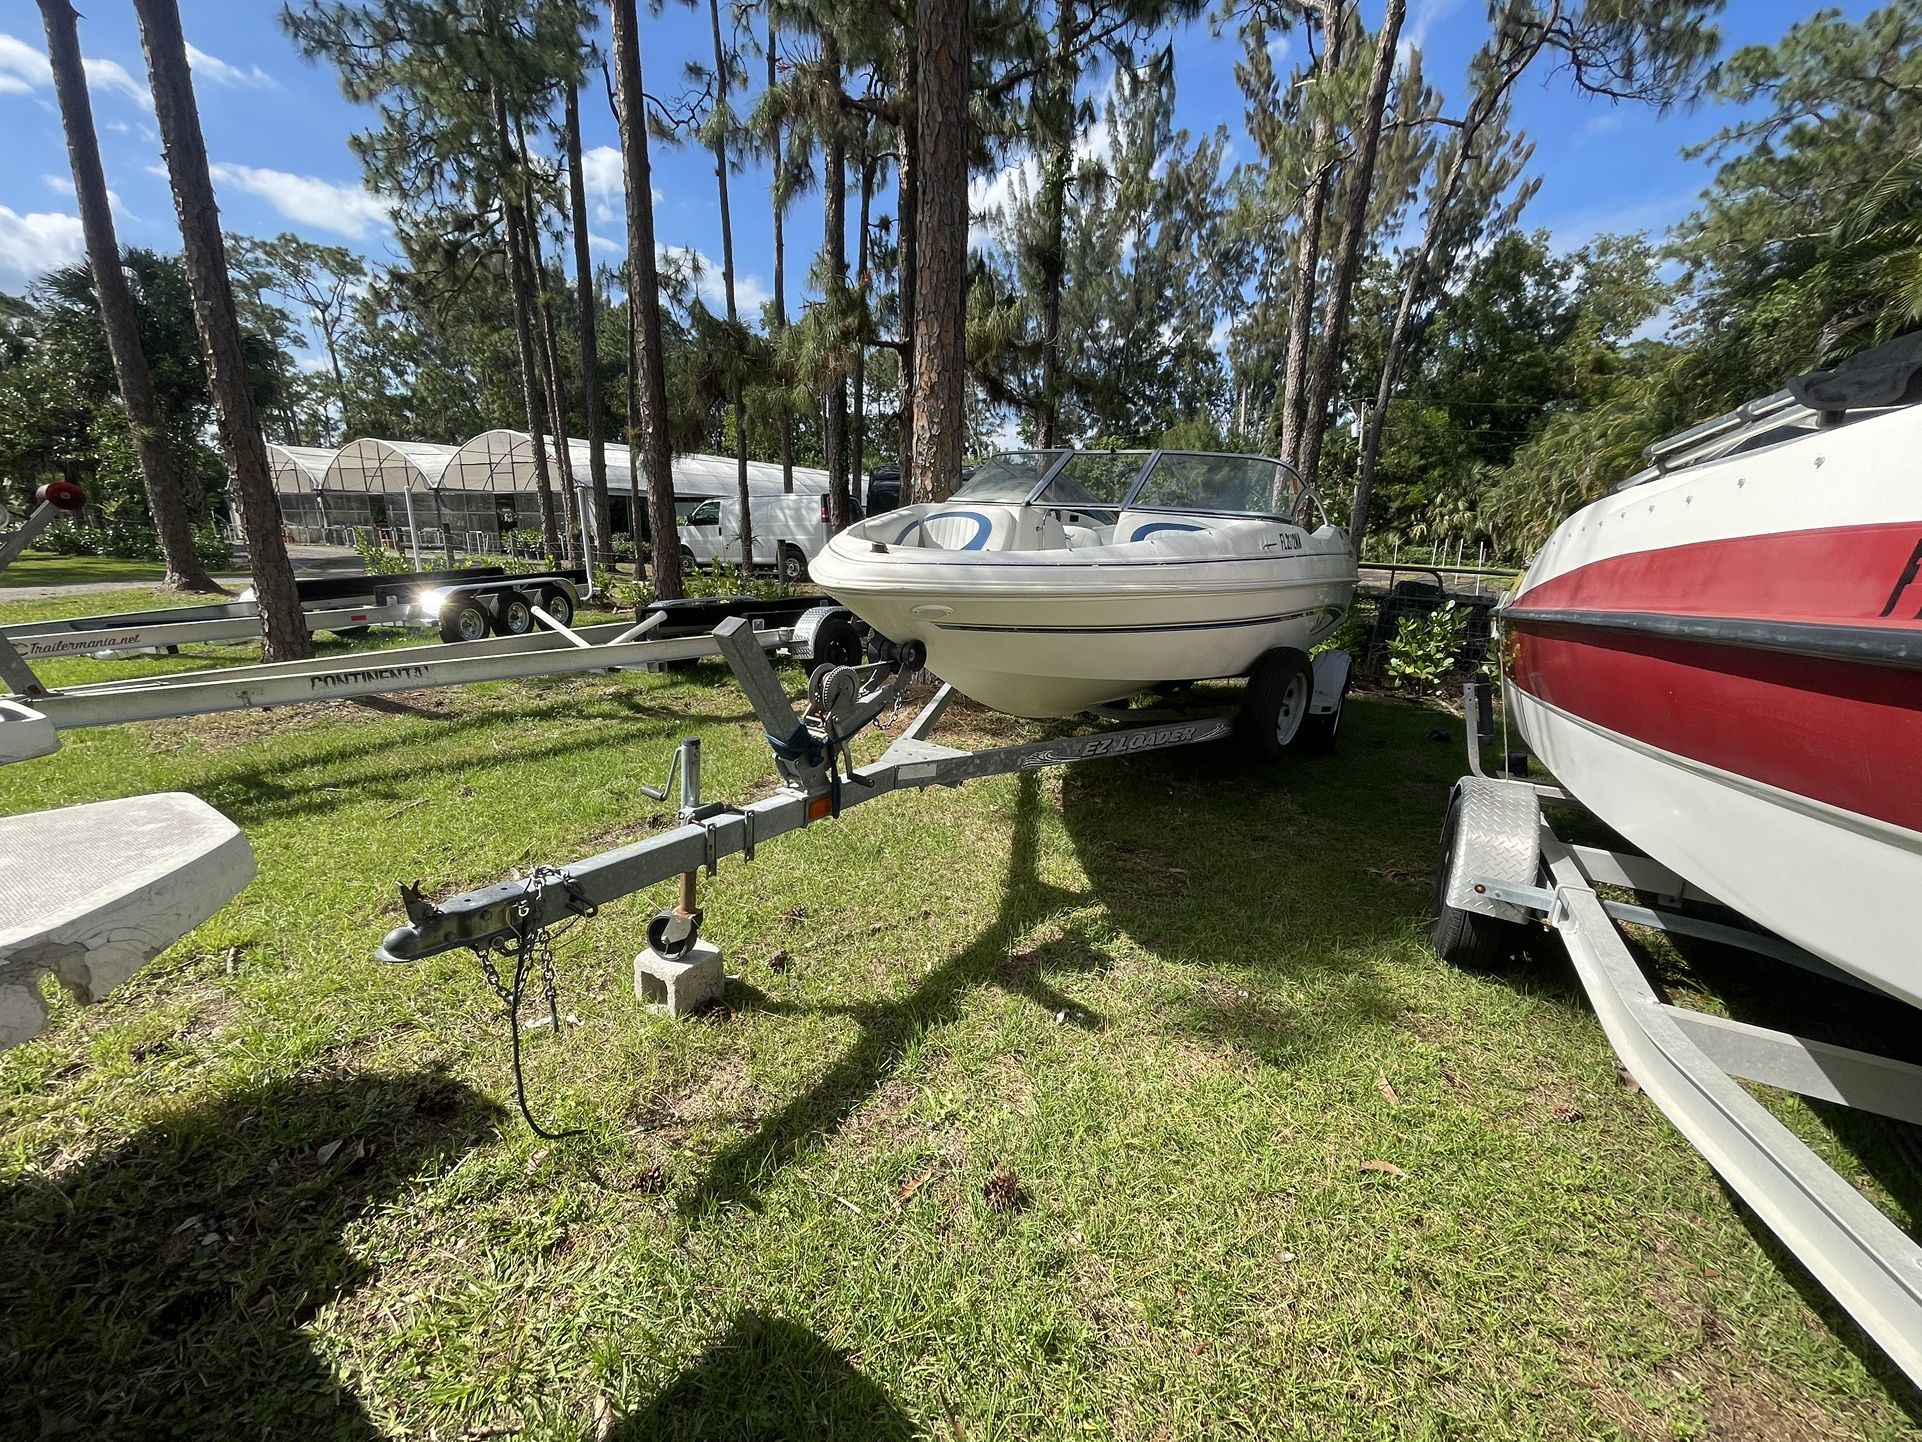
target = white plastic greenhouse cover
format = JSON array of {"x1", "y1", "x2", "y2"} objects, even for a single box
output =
[
  {"x1": 265, "y1": 443, "x2": 336, "y2": 496},
  {"x1": 446, "y1": 430, "x2": 828, "y2": 498},
  {"x1": 322, "y1": 438, "x2": 459, "y2": 494}
]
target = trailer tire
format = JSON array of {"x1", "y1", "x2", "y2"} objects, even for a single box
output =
[
  {"x1": 1236, "y1": 648, "x2": 1313, "y2": 761},
  {"x1": 810, "y1": 612, "x2": 864, "y2": 668},
  {"x1": 1430, "y1": 788, "x2": 1532, "y2": 969},
  {"x1": 539, "y1": 587, "x2": 574, "y2": 627},
  {"x1": 497, "y1": 594, "x2": 536, "y2": 635},
  {"x1": 441, "y1": 598, "x2": 491, "y2": 644},
  {"x1": 779, "y1": 545, "x2": 809, "y2": 584}
]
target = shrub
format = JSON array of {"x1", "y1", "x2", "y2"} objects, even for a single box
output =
[
  {"x1": 33, "y1": 518, "x2": 231, "y2": 570},
  {"x1": 1384, "y1": 600, "x2": 1470, "y2": 694}
]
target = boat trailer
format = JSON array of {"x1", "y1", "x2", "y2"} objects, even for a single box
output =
[
  {"x1": 375, "y1": 615, "x2": 1323, "y2": 967},
  {"x1": 1435, "y1": 683, "x2": 1922, "y2": 1389},
  {"x1": 0, "y1": 489, "x2": 816, "y2": 766},
  {"x1": 376, "y1": 618, "x2": 1347, "y2": 1115}
]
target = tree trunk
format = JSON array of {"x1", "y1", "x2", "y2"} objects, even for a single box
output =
[
  {"x1": 41, "y1": 0, "x2": 220, "y2": 595},
  {"x1": 1035, "y1": 3, "x2": 1075, "y2": 450},
  {"x1": 896, "y1": 69, "x2": 919, "y2": 494},
  {"x1": 493, "y1": 91, "x2": 561, "y2": 564},
  {"x1": 910, "y1": 0, "x2": 968, "y2": 504},
  {"x1": 526, "y1": 204, "x2": 582, "y2": 564},
  {"x1": 1297, "y1": 0, "x2": 1404, "y2": 491},
  {"x1": 132, "y1": 0, "x2": 310, "y2": 658},
  {"x1": 1350, "y1": 45, "x2": 1537, "y2": 550},
  {"x1": 611, "y1": 0, "x2": 683, "y2": 599},
  {"x1": 566, "y1": 80, "x2": 611, "y2": 567},
  {"x1": 852, "y1": 140, "x2": 875, "y2": 503},
  {"x1": 822, "y1": 32, "x2": 851, "y2": 530},
  {"x1": 1275, "y1": 1, "x2": 1344, "y2": 469},
  {"x1": 706, "y1": 0, "x2": 752, "y2": 572},
  {"x1": 769, "y1": 18, "x2": 794, "y2": 497}
]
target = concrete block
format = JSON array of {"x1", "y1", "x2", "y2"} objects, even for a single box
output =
[{"x1": 634, "y1": 938, "x2": 725, "y2": 1017}]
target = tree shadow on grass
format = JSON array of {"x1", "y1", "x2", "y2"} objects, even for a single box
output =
[
  {"x1": 680, "y1": 716, "x2": 1416, "y2": 1216},
  {"x1": 610, "y1": 1310, "x2": 914, "y2": 1442},
  {"x1": 192, "y1": 690, "x2": 757, "y2": 828},
  {"x1": 0, "y1": 1069, "x2": 501, "y2": 1439}
]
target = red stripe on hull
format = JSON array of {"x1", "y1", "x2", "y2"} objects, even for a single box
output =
[
  {"x1": 1513, "y1": 521, "x2": 1922, "y2": 629},
  {"x1": 1509, "y1": 625, "x2": 1922, "y2": 834}
]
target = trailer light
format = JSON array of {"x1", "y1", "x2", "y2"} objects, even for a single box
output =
[{"x1": 806, "y1": 794, "x2": 834, "y2": 822}]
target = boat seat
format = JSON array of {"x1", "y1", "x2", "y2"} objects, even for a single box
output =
[
  {"x1": 1114, "y1": 510, "x2": 1226, "y2": 546},
  {"x1": 898, "y1": 504, "x2": 1067, "y2": 552}
]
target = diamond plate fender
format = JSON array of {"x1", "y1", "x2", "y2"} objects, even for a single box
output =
[
  {"x1": 791, "y1": 605, "x2": 850, "y2": 662},
  {"x1": 1444, "y1": 777, "x2": 1541, "y2": 922}
]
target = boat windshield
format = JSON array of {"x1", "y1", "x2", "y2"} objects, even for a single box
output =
[
  {"x1": 952, "y1": 451, "x2": 1068, "y2": 502},
  {"x1": 1132, "y1": 453, "x2": 1299, "y2": 516},
  {"x1": 1035, "y1": 451, "x2": 1154, "y2": 511}
]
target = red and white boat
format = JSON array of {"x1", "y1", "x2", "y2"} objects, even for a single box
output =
[{"x1": 1501, "y1": 336, "x2": 1922, "y2": 1009}]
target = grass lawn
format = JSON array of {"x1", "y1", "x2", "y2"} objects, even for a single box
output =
[
  {"x1": 0, "y1": 554, "x2": 188, "y2": 589},
  {"x1": 0, "y1": 590, "x2": 1918, "y2": 1439}
]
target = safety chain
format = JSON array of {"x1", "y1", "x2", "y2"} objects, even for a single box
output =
[{"x1": 471, "y1": 866, "x2": 597, "y2": 1138}]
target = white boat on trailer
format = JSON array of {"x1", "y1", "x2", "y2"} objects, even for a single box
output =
[
  {"x1": 1433, "y1": 335, "x2": 1922, "y2": 1388},
  {"x1": 808, "y1": 449, "x2": 1358, "y2": 728}
]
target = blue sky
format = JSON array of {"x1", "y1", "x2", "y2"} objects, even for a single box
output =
[{"x1": 0, "y1": 0, "x2": 1874, "y2": 364}]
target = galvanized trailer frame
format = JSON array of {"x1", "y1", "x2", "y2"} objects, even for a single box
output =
[
  {"x1": 1437, "y1": 684, "x2": 1922, "y2": 1389},
  {"x1": 0, "y1": 611, "x2": 797, "y2": 764},
  {"x1": 371, "y1": 614, "x2": 1326, "y2": 963}
]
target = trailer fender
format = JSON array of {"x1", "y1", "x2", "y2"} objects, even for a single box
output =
[{"x1": 1442, "y1": 776, "x2": 1541, "y2": 923}]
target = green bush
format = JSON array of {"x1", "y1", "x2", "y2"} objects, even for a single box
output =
[
  {"x1": 33, "y1": 518, "x2": 230, "y2": 569},
  {"x1": 1384, "y1": 600, "x2": 1470, "y2": 694},
  {"x1": 351, "y1": 533, "x2": 411, "y2": 576}
]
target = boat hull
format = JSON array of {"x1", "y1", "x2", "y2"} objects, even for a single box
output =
[
  {"x1": 811, "y1": 520, "x2": 1354, "y2": 717},
  {"x1": 1504, "y1": 409, "x2": 1922, "y2": 1008}
]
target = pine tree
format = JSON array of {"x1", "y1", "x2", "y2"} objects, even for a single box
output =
[
  {"x1": 38, "y1": 0, "x2": 220, "y2": 594},
  {"x1": 132, "y1": 0, "x2": 311, "y2": 657}
]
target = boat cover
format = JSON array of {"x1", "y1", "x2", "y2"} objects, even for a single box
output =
[{"x1": 1788, "y1": 331, "x2": 1922, "y2": 411}]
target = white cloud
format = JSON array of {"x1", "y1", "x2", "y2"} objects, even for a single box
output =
[
  {"x1": 579, "y1": 144, "x2": 662, "y2": 222},
  {"x1": 84, "y1": 57, "x2": 150, "y2": 109},
  {"x1": 185, "y1": 43, "x2": 275, "y2": 90},
  {"x1": 43, "y1": 171, "x2": 132, "y2": 219},
  {"x1": 206, "y1": 162, "x2": 392, "y2": 239},
  {"x1": 0, "y1": 32, "x2": 151, "y2": 110},
  {"x1": 657, "y1": 243, "x2": 770, "y2": 314},
  {"x1": 1405, "y1": 0, "x2": 1461, "y2": 53},
  {"x1": 1578, "y1": 111, "x2": 1625, "y2": 143},
  {"x1": 0, "y1": 207, "x2": 85, "y2": 286},
  {"x1": 1539, "y1": 186, "x2": 1701, "y2": 255},
  {"x1": 589, "y1": 232, "x2": 621, "y2": 254},
  {"x1": 969, "y1": 83, "x2": 1114, "y2": 253},
  {"x1": 0, "y1": 34, "x2": 50, "y2": 90}
]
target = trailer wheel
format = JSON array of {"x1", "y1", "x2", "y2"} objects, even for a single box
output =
[
  {"x1": 497, "y1": 594, "x2": 536, "y2": 635},
  {"x1": 810, "y1": 613, "x2": 864, "y2": 668},
  {"x1": 538, "y1": 587, "x2": 574, "y2": 627},
  {"x1": 779, "y1": 545, "x2": 809, "y2": 584},
  {"x1": 1430, "y1": 787, "x2": 1532, "y2": 968},
  {"x1": 1236, "y1": 648, "x2": 1313, "y2": 761},
  {"x1": 441, "y1": 598, "x2": 491, "y2": 644}
]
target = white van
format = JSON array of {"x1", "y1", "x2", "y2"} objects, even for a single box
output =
[{"x1": 680, "y1": 492, "x2": 836, "y2": 582}]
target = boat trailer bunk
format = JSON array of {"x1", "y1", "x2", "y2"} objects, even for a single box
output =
[
  {"x1": 1434, "y1": 684, "x2": 1922, "y2": 1389},
  {"x1": 375, "y1": 617, "x2": 1349, "y2": 1080}
]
